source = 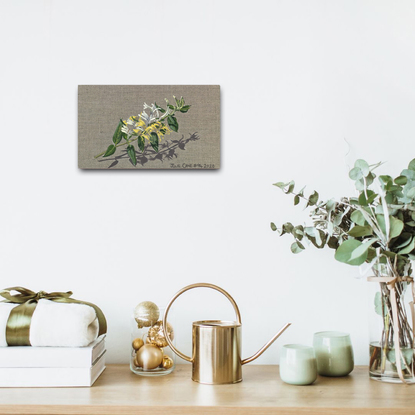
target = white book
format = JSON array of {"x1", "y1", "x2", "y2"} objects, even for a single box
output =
[
  {"x1": 0, "y1": 335, "x2": 105, "y2": 368},
  {"x1": 0, "y1": 350, "x2": 106, "y2": 387}
]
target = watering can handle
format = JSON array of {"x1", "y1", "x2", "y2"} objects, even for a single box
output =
[{"x1": 162, "y1": 283, "x2": 242, "y2": 363}]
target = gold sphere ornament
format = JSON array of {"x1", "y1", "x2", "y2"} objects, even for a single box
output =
[
  {"x1": 136, "y1": 344, "x2": 163, "y2": 369},
  {"x1": 134, "y1": 301, "x2": 160, "y2": 328},
  {"x1": 162, "y1": 355, "x2": 174, "y2": 370},
  {"x1": 132, "y1": 338, "x2": 144, "y2": 351},
  {"x1": 147, "y1": 321, "x2": 174, "y2": 348}
]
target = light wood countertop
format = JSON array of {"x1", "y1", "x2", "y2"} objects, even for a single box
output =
[{"x1": 0, "y1": 365, "x2": 414, "y2": 414}]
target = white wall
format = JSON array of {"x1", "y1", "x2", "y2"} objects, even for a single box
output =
[{"x1": 1, "y1": 0, "x2": 414, "y2": 365}]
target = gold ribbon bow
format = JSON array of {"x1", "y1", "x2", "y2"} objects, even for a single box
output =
[
  {"x1": 0, "y1": 287, "x2": 107, "y2": 346},
  {"x1": 367, "y1": 276, "x2": 415, "y2": 384}
]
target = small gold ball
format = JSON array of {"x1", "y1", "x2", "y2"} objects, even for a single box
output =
[
  {"x1": 147, "y1": 321, "x2": 174, "y2": 348},
  {"x1": 136, "y1": 344, "x2": 163, "y2": 370},
  {"x1": 162, "y1": 355, "x2": 174, "y2": 370},
  {"x1": 134, "y1": 301, "x2": 160, "y2": 328},
  {"x1": 132, "y1": 338, "x2": 144, "y2": 351}
]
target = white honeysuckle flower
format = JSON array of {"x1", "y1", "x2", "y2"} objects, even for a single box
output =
[
  {"x1": 127, "y1": 119, "x2": 135, "y2": 125},
  {"x1": 143, "y1": 102, "x2": 154, "y2": 111},
  {"x1": 140, "y1": 112, "x2": 149, "y2": 124},
  {"x1": 121, "y1": 126, "x2": 129, "y2": 134},
  {"x1": 159, "y1": 108, "x2": 171, "y2": 121}
]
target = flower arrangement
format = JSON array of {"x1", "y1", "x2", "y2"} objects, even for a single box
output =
[
  {"x1": 94, "y1": 96, "x2": 191, "y2": 166},
  {"x1": 272, "y1": 158, "x2": 415, "y2": 383}
]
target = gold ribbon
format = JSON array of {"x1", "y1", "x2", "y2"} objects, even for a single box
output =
[
  {"x1": 0, "y1": 287, "x2": 107, "y2": 346},
  {"x1": 367, "y1": 276, "x2": 415, "y2": 384}
]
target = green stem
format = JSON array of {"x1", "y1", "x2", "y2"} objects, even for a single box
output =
[{"x1": 94, "y1": 136, "x2": 140, "y2": 159}]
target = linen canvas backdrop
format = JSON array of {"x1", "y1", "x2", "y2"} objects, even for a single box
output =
[{"x1": 78, "y1": 85, "x2": 220, "y2": 169}]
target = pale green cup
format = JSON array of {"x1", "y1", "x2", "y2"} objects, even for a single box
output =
[
  {"x1": 279, "y1": 344, "x2": 317, "y2": 385},
  {"x1": 313, "y1": 331, "x2": 354, "y2": 377}
]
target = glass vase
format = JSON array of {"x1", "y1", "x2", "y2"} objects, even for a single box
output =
[
  {"x1": 368, "y1": 264, "x2": 415, "y2": 383},
  {"x1": 130, "y1": 305, "x2": 176, "y2": 376}
]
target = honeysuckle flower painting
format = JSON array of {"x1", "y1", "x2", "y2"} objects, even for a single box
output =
[{"x1": 78, "y1": 85, "x2": 220, "y2": 170}]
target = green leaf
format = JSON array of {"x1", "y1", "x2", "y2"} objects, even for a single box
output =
[
  {"x1": 408, "y1": 158, "x2": 415, "y2": 171},
  {"x1": 401, "y1": 169, "x2": 415, "y2": 180},
  {"x1": 351, "y1": 210, "x2": 366, "y2": 226},
  {"x1": 270, "y1": 222, "x2": 277, "y2": 231},
  {"x1": 348, "y1": 225, "x2": 373, "y2": 237},
  {"x1": 355, "y1": 159, "x2": 370, "y2": 176},
  {"x1": 376, "y1": 214, "x2": 403, "y2": 239},
  {"x1": 325, "y1": 199, "x2": 336, "y2": 213},
  {"x1": 394, "y1": 176, "x2": 407, "y2": 185},
  {"x1": 349, "y1": 238, "x2": 377, "y2": 261},
  {"x1": 306, "y1": 229, "x2": 326, "y2": 248},
  {"x1": 103, "y1": 144, "x2": 116, "y2": 157},
  {"x1": 137, "y1": 135, "x2": 145, "y2": 152},
  {"x1": 112, "y1": 120, "x2": 123, "y2": 145},
  {"x1": 167, "y1": 115, "x2": 179, "y2": 132},
  {"x1": 358, "y1": 190, "x2": 377, "y2": 206},
  {"x1": 273, "y1": 182, "x2": 287, "y2": 189},
  {"x1": 393, "y1": 233, "x2": 412, "y2": 249},
  {"x1": 174, "y1": 96, "x2": 181, "y2": 106},
  {"x1": 335, "y1": 238, "x2": 376, "y2": 266},
  {"x1": 281, "y1": 222, "x2": 294, "y2": 235},
  {"x1": 398, "y1": 237, "x2": 415, "y2": 255},
  {"x1": 149, "y1": 132, "x2": 159, "y2": 153},
  {"x1": 291, "y1": 241, "x2": 305, "y2": 254},
  {"x1": 274, "y1": 181, "x2": 295, "y2": 194},
  {"x1": 307, "y1": 191, "x2": 319, "y2": 207},
  {"x1": 180, "y1": 105, "x2": 191, "y2": 113},
  {"x1": 349, "y1": 167, "x2": 363, "y2": 180},
  {"x1": 379, "y1": 175, "x2": 393, "y2": 189},
  {"x1": 127, "y1": 145, "x2": 137, "y2": 166},
  {"x1": 167, "y1": 104, "x2": 175, "y2": 110},
  {"x1": 294, "y1": 195, "x2": 300, "y2": 205},
  {"x1": 386, "y1": 348, "x2": 414, "y2": 367},
  {"x1": 367, "y1": 247, "x2": 377, "y2": 262},
  {"x1": 389, "y1": 216, "x2": 404, "y2": 239},
  {"x1": 155, "y1": 103, "x2": 166, "y2": 113},
  {"x1": 407, "y1": 187, "x2": 415, "y2": 200},
  {"x1": 293, "y1": 225, "x2": 304, "y2": 240}
]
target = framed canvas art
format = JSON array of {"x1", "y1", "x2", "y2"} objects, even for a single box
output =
[{"x1": 78, "y1": 85, "x2": 220, "y2": 170}]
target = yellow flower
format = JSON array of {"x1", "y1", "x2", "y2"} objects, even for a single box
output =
[
  {"x1": 141, "y1": 122, "x2": 170, "y2": 141},
  {"x1": 135, "y1": 119, "x2": 146, "y2": 129}
]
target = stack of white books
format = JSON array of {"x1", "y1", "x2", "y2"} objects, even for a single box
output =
[{"x1": 0, "y1": 335, "x2": 106, "y2": 387}]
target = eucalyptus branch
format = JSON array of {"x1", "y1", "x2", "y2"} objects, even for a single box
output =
[{"x1": 272, "y1": 157, "x2": 415, "y2": 267}]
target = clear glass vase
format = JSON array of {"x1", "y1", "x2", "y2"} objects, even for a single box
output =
[
  {"x1": 130, "y1": 305, "x2": 176, "y2": 376},
  {"x1": 368, "y1": 264, "x2": 415, "y2": 383}
]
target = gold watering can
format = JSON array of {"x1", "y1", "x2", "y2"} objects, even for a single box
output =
[{"x1": 163, "y1": 283, "x2": 291, "y2": 385}]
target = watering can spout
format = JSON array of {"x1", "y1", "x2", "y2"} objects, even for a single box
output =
[{"x1": 242, "y1": 323, "x2": 292, "y2": 365}]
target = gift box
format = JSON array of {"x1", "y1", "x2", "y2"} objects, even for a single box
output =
[{"x1": 0, "y1": 287, "x2": 107, "y2": 387}]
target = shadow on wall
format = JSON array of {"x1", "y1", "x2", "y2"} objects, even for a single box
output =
[{"x1": 98, "y1": 132, "x2": 200, "y2": 169}]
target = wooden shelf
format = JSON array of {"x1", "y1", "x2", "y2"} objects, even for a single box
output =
[{"x1": 0, "y1": 365, "x2": 414, "y2": 414}]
